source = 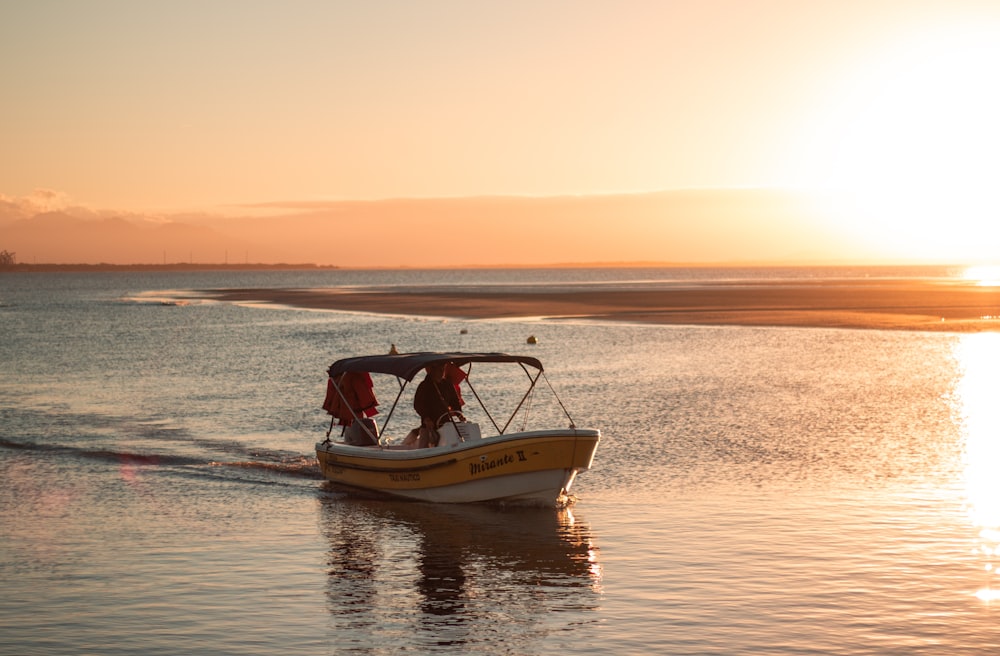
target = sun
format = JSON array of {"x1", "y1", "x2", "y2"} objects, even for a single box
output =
[{"x1": 790, "y1": 22, "x2": 1000, "y2": 262}]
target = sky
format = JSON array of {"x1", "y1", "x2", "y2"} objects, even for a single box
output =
[{"x1": 2, "y1": 0, "x2": 1000, "y2": 266}]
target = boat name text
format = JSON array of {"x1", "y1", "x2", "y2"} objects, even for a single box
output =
[{"x1": 469, "y1": 450, "x2": 527, "y2": 476}]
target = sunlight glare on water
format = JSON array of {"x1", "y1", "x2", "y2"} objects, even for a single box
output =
[{"x1": 952, "y1": 333, "x2": 1000, "y2": 602}]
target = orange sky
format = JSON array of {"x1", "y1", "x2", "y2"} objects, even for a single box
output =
[{"x1": 2, "y1": 0, "x2": 1000, "y2": 266}]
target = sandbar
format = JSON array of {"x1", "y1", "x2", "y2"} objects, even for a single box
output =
[{"x1": 198, "y1": 280, "x2": 1000, "y2": 332}]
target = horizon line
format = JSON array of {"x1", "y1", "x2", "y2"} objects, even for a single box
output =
[{"x1": 0, "y1": 259, "x2": 972, "y2": 273}]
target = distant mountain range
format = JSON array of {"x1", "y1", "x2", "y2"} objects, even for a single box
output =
[
  {"x1": 0, "y1": 211, "x2": 257, "y2": 265},
  {"x1": 0, "y1": 189, "x2": 868, "y2": 267}
]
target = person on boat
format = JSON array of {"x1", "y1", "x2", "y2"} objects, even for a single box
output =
[{"x1": 413, "y1": 361, "x2": 464, "y2": 447}]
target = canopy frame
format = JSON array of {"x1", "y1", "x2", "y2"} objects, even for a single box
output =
[{"x1": 322, "y1": 351, "x2": 566, "y2": 446}]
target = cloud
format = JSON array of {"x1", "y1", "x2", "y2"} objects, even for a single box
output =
[
  {"x1": 0, "y1": 189, "x2": 100, "y2": 225},
  {"x1": 26, "y1": 188, "x2": 70, "y2": 211}
]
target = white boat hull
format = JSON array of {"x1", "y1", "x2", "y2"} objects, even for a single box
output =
[{"x1": 316, "y1": 429, "x2": 600, "y2": 505}]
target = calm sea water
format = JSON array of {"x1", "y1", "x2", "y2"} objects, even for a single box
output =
[{"x1": 2, "y1": 267, "x2": 999, "y2": 655}]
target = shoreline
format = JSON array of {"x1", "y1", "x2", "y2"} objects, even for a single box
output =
[{"x1": 197, "y1": 280, "x2": 1000, "y2": 332}]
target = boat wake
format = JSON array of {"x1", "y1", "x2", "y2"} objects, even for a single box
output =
[
  {"x1": 0, "y1": 437, "x2": 323, "y2": 482},
  {"x1": 214, "y1": 456, "x2": 323, "y2": 479}
]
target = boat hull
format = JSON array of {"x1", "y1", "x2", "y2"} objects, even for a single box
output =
[{"x1": 315, "y1": 429, "x2": 600, "y2": 504}]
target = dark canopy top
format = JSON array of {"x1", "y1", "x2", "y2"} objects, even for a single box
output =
[{"x1": 328, "y1": 352, "x2": 543, "y2": 382}]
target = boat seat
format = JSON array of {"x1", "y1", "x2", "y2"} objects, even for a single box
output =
[
  {"x1": 344, "y1": 418, "x2": 378, "y2": 446},
  {"x1": 437, "y1": 421, "x2": 482, "y2": 446}
]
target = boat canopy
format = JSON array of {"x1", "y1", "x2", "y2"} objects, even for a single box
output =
[{"x1": 328, "y1": 352, "x2": 543, "y2": 382}]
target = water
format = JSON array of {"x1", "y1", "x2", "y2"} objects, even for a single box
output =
[{"x1": 2, "y1": 267, "x2": 999, "y2": 654}]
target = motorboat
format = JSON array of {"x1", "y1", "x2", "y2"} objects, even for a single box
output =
[{"x1": 315, "y1": 351, "x2": 600, "y2": 505}]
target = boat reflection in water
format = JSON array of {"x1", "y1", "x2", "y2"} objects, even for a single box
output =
[
  {"x1": 320, "y1": 493, "x2": 602, "y2": 650},
  {"x1": 953, "y1": 333, "x2": 1000, "y2": 602}
]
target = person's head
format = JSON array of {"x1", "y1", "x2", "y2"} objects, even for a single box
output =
[{"x1": 426, "y1": 362, "x2": 446, "y2": 380}]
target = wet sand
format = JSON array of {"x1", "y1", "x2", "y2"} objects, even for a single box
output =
[{"x1": 200, "y1": 280, "x2": 1000, "y2": 332}]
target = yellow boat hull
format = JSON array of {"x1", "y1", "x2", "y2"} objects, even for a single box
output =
[{"x1": 316, "y1": 429, "x2": 600, "y2": 504}]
